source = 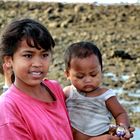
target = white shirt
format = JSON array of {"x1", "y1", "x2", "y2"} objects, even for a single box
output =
[{"x1": 66, "y1": 85, "x2": 116, "y2": 136}]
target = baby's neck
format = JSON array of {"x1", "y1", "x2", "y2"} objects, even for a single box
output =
[{"x1": 78, "y1": 87, "x2": 108, "y2": 97}]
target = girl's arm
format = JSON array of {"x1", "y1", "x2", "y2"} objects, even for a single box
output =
[
  {"x1": 0, "y1": 123, "x2": 31, "y2": 140},
  {"x1": 89, "y1": 130, "x2": 134, "y2": 140},
  {"x1": 89, "y1": 134, "x2": 123, "y2": 140}
]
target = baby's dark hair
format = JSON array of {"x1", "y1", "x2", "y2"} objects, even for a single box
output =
[
  {"x1": 0, "y1": 18, "x2": 55, "y2": 81},
  {"x1": 64, "y1": 41, "x2": 102, "y2": 71}
]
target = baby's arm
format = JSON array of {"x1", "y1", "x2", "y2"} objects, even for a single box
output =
[
  {"x1": 106, "y1": 96, "x2": 131, "y2": 138},
  {"x1": 63, "y1": 86, "x2": 71, "y2": 98}
]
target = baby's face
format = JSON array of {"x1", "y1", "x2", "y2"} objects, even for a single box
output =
[{"x1": 66, "y1": 54, "x2": 102, "y2": 93}]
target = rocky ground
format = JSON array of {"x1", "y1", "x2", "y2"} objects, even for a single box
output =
[{"x1": 0, "y1": 1, "x2": 139, "y2": 126}]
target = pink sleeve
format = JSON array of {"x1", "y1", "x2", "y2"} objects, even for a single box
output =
[
  {"x1": 0, "y1": 100, "x2": 31, "y2": 140},
  {"x1": 0, "y1": 123, "x2": 30, "y2": 140}
]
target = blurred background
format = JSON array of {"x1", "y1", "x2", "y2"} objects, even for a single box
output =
[{"x1": 0, "y1": 0, "x2": 139, "y2": 139}]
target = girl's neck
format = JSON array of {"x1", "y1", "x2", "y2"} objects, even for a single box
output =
[{"x1": 14, "y1": 82, "x2": 54, "y2": 102}]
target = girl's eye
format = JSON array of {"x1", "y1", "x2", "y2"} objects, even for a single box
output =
[
  {"x1": 42, "y1": 53, "x2": 49, "y2": 58},
  {"x1": 23, "y1": 54, "x2": 32, "y2": 58}
]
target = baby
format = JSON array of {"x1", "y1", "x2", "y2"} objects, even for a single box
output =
[{"x1": 63, "y1": 41, "x2": 131, "y2": 140}]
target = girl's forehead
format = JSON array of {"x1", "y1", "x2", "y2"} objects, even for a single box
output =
[{"x1": 16, "y1": 39, "x2": 47, "y2": 53}]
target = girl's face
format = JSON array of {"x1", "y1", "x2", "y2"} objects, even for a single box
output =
[
  {"x1": 65, "y1": 54, "x2": 102, "y2": 93},
  {"x1": 7, "y1": 39, "x2": 52, "y2": 89}
]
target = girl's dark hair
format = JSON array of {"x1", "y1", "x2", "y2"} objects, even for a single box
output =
[
  {"x1": 0, "y1": 18, "x2": 55, "y2": 81},
  {"x1": 64, "y1": 41, "x2": 103, "y2": 71}
]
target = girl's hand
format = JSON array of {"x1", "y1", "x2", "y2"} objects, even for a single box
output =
[{"x1": 89, "y1": 135, "x2": 120, "y2": 140}]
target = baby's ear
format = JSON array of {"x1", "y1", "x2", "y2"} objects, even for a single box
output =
[{"x1": 64, "y1": 70, "x2": 69, "y2": 78}]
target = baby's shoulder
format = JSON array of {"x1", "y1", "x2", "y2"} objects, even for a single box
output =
[
  {"x1": 63, "y1": 85, "x2": 71, "y2": 98},
  {"x1": 100, "y1": 88, "x2": 116, "y2": 100}
]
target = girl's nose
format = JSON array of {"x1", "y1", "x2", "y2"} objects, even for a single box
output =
[{"x1": 32, "y1": 57, "x2": 42, "y2": 67}]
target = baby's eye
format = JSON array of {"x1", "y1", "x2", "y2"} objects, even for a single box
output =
[
  {"x1": 91, "y1": 73, "x2": 97, "y2": 77},
  {"x1": 76, "y1": 75, "x2": 84, "y2": 79}
]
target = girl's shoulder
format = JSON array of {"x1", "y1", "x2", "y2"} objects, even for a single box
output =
[
  {"x1": 43, "y1": 79, "x2": 61, "y2": 89},
  {"x1": 42, "y1": 79, "x2": 64, "y2": 98}
]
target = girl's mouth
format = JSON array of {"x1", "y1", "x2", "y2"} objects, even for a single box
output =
[{"x1": 30, "y1": 71, "x2": 43, "y2": 78}]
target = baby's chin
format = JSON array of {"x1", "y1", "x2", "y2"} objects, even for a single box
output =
[{"x1": 80, "y1": 89, "x2": 95, "y2": 93}]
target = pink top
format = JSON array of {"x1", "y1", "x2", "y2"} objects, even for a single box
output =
[{"x1": 0, "y1": 79, "x2": 73, "y2": 140}]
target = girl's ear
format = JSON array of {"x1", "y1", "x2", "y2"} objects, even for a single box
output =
[{"x1": 3, "y1": 56, "x2": 12, "y2": 68}]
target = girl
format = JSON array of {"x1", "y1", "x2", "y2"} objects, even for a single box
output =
[{"x1": 0, "y1": 18, "x2": 73, "y2": 140}]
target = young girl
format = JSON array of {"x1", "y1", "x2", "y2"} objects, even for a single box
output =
[
  {"x1": 63, "y1": 41, "x2": 131, "y2": 140},
  {"x1": 0, "y1": 18, "x2": 73, "y2": 140}
]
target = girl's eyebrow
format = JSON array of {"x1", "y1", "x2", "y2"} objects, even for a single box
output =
[
  {"x1": 22, "y1": 49, "x2": 48, "y2": 53},
  {"x1": 42, "y1": 50, "x2": 48, "y2": 53},
  {"x1": 22, "y1": 50, "x2": 34, "y2": 53}
]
